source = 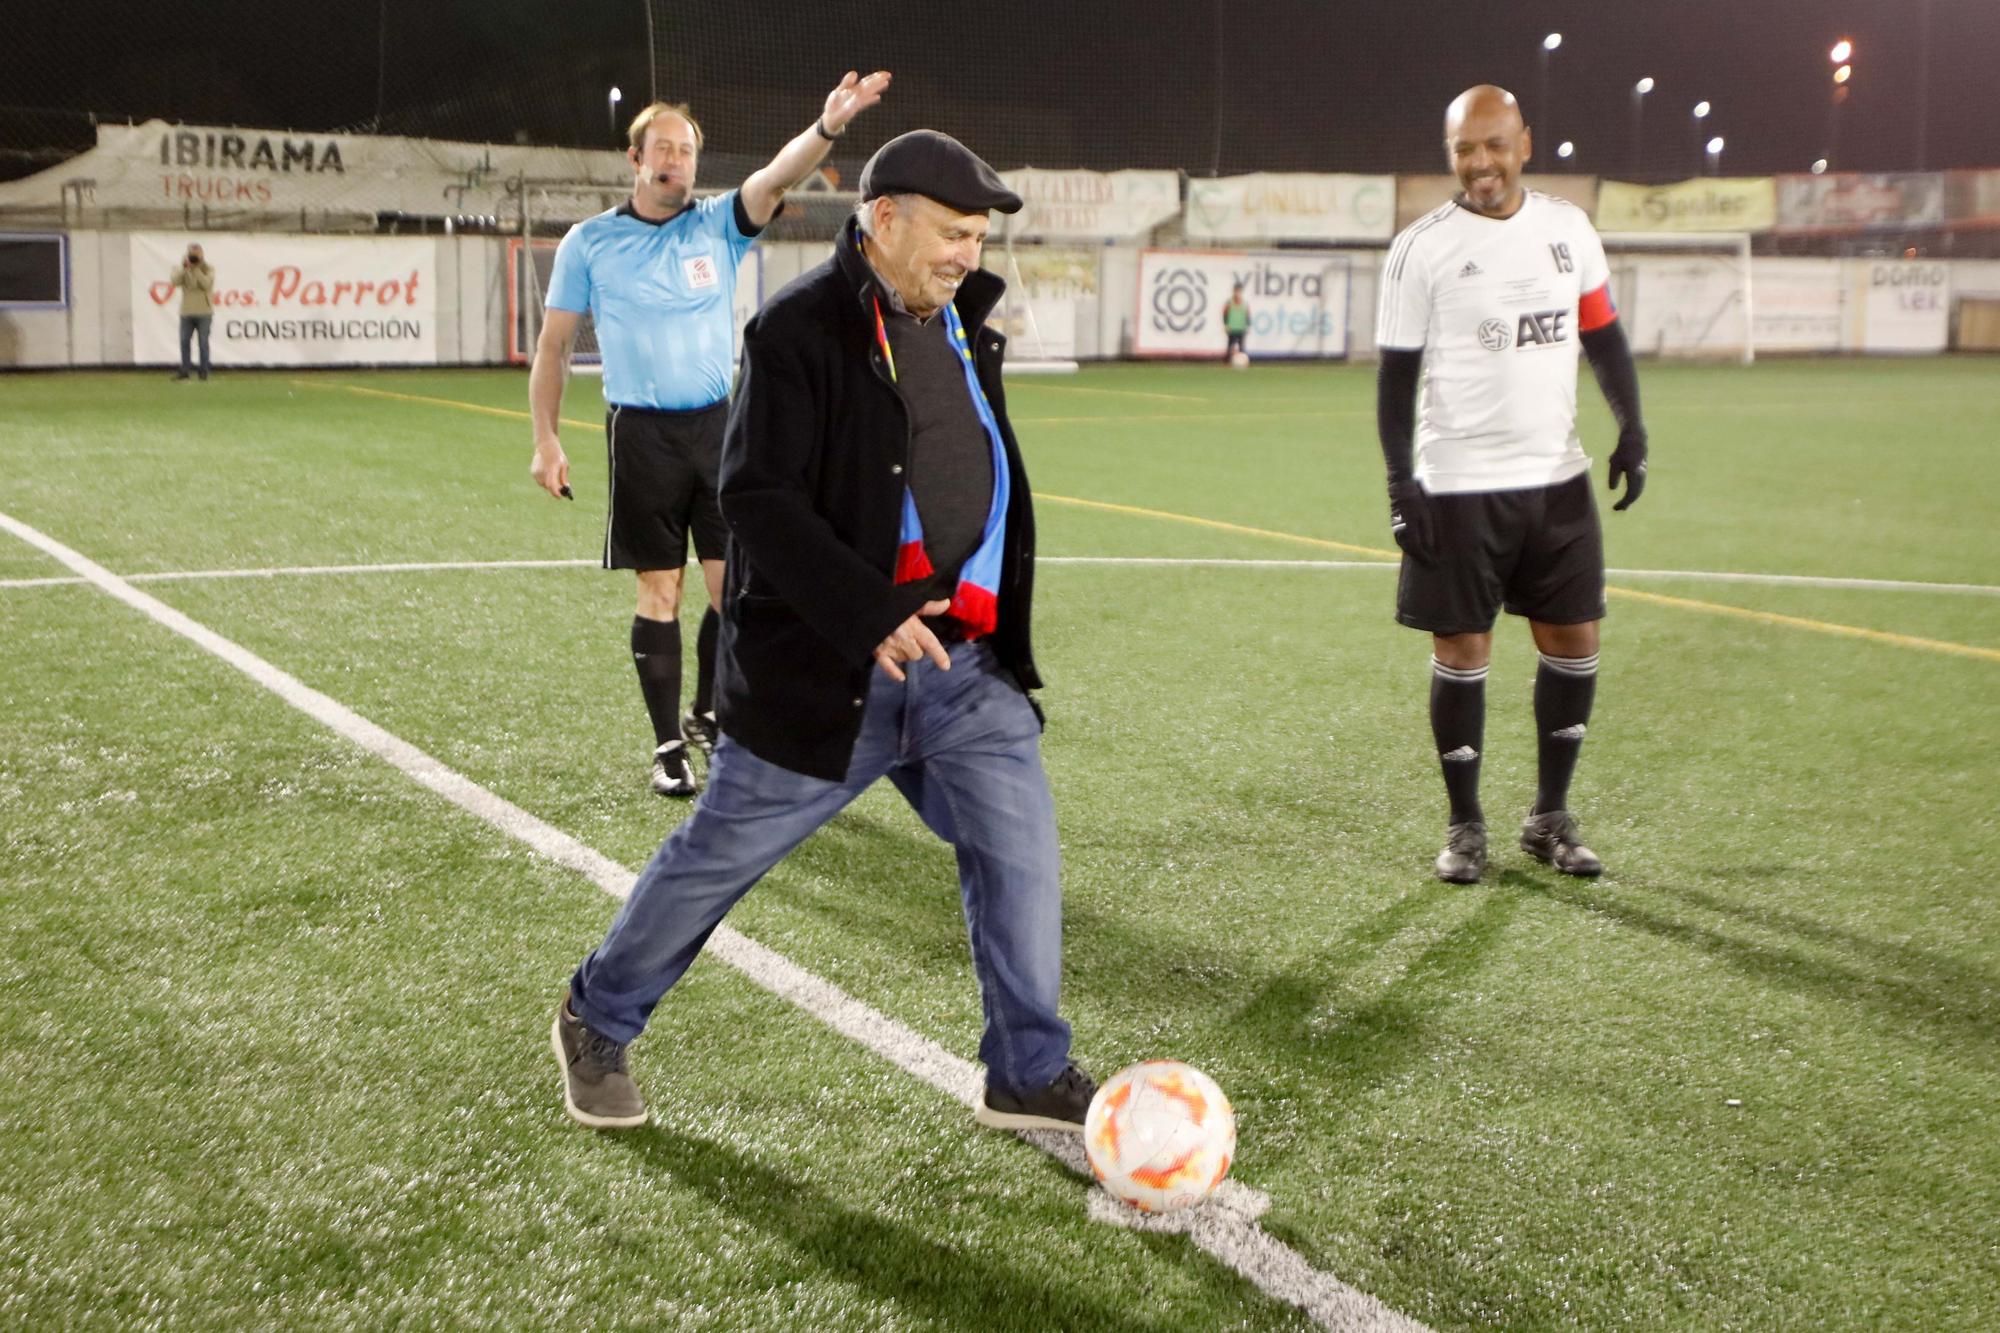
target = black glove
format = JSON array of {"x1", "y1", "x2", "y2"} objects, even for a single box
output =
[
  {"x1": 1388, "y1": 480, "x2": 1437, "y2": 562},
  {"x1": 1608, "y1": 428, "x2": 1648, "y2": 511}
]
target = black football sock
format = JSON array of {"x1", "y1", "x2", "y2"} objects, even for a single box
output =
[
  {"x1": 692, "y1": 607, "x2": 720, "y2": 717},
  {"x1": 631, "y1": 615, "x2": 683, "y2": 748},
  {"x1": 1532, "y1": 652, "x2": 1599, "y2": 815},
  {"x1": 1430, "y1": 657, "x2": 1488, "y2": 826}
]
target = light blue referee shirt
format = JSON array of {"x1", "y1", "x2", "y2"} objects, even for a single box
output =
[{"x1": 545, "y1": 190, "x2": 761, "y2": 411}]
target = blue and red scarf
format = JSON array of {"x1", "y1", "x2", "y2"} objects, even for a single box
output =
[{"x1": 870, "y1": 292, "x2": 1011, "y2": 639}]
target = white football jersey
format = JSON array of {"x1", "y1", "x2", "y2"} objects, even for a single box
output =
[{"x1": 1376, "y1": 191, "x2": 1615, "y2": 495}]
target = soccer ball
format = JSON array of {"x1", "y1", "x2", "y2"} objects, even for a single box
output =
[
  {"x1": 1229, "y1": 348, "x2": 1250, "y2": 369},
  {"x1": 1084, "y1": 1060, "x2": 1235, "y2": 1213}
]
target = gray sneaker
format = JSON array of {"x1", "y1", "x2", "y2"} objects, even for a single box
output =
[
  {"x1": 649, "y1": 741, "x2": 698, "y2": 798},
  {"x1": 1435, "y1": 821, "x2": 1487, "y2": 883},
  {"x1": 550, "y1": 997, "x2": 648, "y2": 1129},
  {"x1": 1521, "y1": 810, "x2": 1604, "y2": 877},
  {"x1": 974, "y1": 1062, "x2": 1096, "y2": 1133}
]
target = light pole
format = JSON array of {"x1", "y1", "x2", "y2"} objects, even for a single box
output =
[
  {"x1": 1631, "y1": 77, "x2": 1654, "y2": 178},
  {"x1": 607, "y1": 85, "x2": 623, "y2": 139},
  {"x1": 1538, "y1": 32, "x2": 1562, "y2": 144},
  {"x1": 1826, "y1": 40, "x2": 1853, "y2": 169},
  {"x1": 1706, "y1": 135, "x2": 1725, "y2": 177},
  {"x1": 1691, "y1": 100, "x2": 1711, "y2": 178}
]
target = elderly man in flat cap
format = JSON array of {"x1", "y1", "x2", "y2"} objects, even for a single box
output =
[{"x1": 551, "y1": 129, "x2": 1095, "y2": 1136}]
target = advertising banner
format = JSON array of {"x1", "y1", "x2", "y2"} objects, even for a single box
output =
[
  {"x1": 1395, "y1": 175, "x2": 1598, "y2": 230},
  {"x1": 132, "y1": 232, "x2": 437, "y2": 365},
  {"x1": 1184, "y1": 173, "x2": 1394, "y2": 243},
  {"x1": 1134, "y1": 249, "x2": 1349, "y2": 358},
  {"x1": 0, "y1": 121, "x2": 628, "y2": 224},
  {"x1": 1777, "y1": 172, "x2": 1945, "y2": 233},
  {"x1": 1595, "y1": 178, "x2": 1776, "y2": 233},
  {"x1": 1944, "y1": 169, "x2": 2000, "y2": 227},
  {"x1": 1749, "y1": 258, "x2": 1845, "y2": 353},
  {"x1": 1856, "y1": 259, "x2": 1949, "y2": 353},
  {"x1": 998, "y1": 169, "x2": 1180, "y2": 241}
]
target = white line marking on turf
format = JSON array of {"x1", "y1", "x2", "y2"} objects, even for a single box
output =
[
  {"x1": 4, "y1": 554, "x2": 1992, "y2": 596},
  {"x1": 0, "y1": 507, "x2": 1424, "y2": 1333}
]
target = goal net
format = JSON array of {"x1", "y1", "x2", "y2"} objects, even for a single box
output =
[{"x1": 1601, "y1": 232, "x2": 1754, "y2": 363}]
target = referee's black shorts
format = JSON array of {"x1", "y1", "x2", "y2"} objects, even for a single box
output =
[
  {"x1": 1396, "y1": 471, "x2": 1606, "y2": 636},
  {"x1": 602, "y1": 401, "x2": 729, "y2": 572}
]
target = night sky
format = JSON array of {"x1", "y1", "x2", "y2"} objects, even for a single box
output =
[{"x1": 4, "y1": 0, "x2": 1995, "y2": 182}]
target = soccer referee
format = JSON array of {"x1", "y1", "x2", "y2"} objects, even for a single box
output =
[
  {"x1": 530, "y1": 70, "x2": 891, "y2": 796},
  {"x1": 1375, "y1": 85, "x2": 1649, "y2": 884}
]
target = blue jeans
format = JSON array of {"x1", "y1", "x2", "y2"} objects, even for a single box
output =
[
  {"x1": 178, "y1": 315, "x2": 211, "y2": 379},
  {"x1": 570, "y1": 638, "x2": 1072, "y2": 1096}
]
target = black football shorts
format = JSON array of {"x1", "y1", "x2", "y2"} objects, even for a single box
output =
[
  {"x1": 1396, "y1": 471, "x2": 1606, "y2": 635},
  {"x1": 602, "y1": 400, "x2": 729, "y2": 571}
]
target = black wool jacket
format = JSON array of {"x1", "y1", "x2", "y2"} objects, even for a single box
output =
[{"x1": 714, "y1": 219, "x2": 1043, "y2": 780}]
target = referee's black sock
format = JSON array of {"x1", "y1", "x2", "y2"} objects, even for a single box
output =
[
  {"x1": 631, "y1": 615, "x2": 683, "y2": 749},
  {"x1": 1430, "y1": 657, "x2": 1488, "y2": 826},
  {"x1": 692, "y1": 607, "x2": 720, "y2": 718},
  {"x1": 1532, "y1": 652, "x2": 1598, "y2": 815}
]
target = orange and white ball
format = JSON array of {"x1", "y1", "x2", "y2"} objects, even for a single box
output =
[{"x1": 1084, "y1": 1061, "x2": 1235, "y2": 1213}]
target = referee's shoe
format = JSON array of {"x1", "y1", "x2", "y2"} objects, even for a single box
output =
[{"x1": 650, "y1": 740, "x2": 699, "y2": 798}]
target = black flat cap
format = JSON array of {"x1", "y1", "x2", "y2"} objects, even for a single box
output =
[{"x1": 859, "y1": 130, "x2": 1022, "y2": 215}]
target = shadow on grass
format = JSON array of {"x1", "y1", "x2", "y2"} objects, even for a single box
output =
[
  {"x1": 610, "y1": 1126, "x2": 1245, "y2": 1332},
  {"x1": 1519, "y1": 870, "x2": 2000, "y2": 1053},
  {"x1": 1232, "y1": 884, "x2": 1518, "y2": 1088}
]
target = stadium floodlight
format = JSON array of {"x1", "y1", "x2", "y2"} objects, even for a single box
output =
[
  {"x1": 607, "y1": 85, "x2": 623, "y2": 136},
  {"x1": 1693, "y1": 101, "x2": 1711, "y2": 120},
  {"x1": 1537, "y1": 33, "x2": 1562, "y2": 144},
  {"x1": 1635, "y1": 77, "x2": 1654, "y2": 95},
  {"x1": 1812, "y1": 158, "x2": 1829, "y2": 174},
  {"x1": 1706, "y1": 135, "x2": 1726, "y2": 176},
  {"x1": 1830, "y1": 39, "x2": 1853, "y2": 64},
  {"x1": 1543, "y1": 32, "x2": 1563, "y2": 51},
  {"x1": 1833, "y1": 64, "x2": 1852, "y2": 85},
  {"x1": 1557, "y1": 141, "x2": 1575, "y2": 160}
]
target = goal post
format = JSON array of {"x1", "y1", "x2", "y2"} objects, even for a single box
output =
[{"x1": 1599, "y1": 231, "x2": 1754, "y2": 364}]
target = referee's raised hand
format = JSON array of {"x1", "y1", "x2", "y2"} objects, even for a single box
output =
[{"x1": 821, "y1": 71, "x2": 892, "y2": 137}]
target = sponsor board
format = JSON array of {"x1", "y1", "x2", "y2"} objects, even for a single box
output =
[
  {"x1": 1134, "y1": 249, "x2": 1349, "y2": 358},
  {"x1": 1777, "y1": 172, "x2": 1945, "y2": 234},
  {"x1": 1184, "y1": 173, "x2": 1394, "y2": 243},
  {"x1": 1857, "y1": 259, "x2": 1949, "y2": 353},
  {"x1": 1596, "y1": 178, "x2": 1776, "y2": 233},
  {"x1": 133, "y1": 233, "x2": 436, "y2": 365},
  {"x1": 998, "y1": 169, "x2": 1179, "y2": 241}
]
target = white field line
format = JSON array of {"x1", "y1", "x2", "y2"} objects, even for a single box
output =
[
  {"x1": 2, "y1": 554, "x2": 1994, "y2": 596},
  {"x1": 0, "y1": 508, "x2": 1424, "y2": 1333}
]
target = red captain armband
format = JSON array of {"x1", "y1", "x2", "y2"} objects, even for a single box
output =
[{"x1": 1578, "y1": 282, "x2": 1617, "y2": 333}]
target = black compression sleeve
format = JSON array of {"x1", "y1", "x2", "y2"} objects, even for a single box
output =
[
  {"x1": 733, "y1": 191, "x2": 768, "y2": 238},
  {"x1": 1579, "y1": 320, "x2": 1643, "y2": 435},
  {"x1": 1376, "y1": 348, "x2": 1424, "y2": 484}
]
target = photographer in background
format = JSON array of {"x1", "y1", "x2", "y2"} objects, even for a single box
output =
[{"x1": 170, "y1": 244, "x2": 215, "y2": 381}]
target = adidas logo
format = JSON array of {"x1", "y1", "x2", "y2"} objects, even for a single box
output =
[
  {"x1": 1441, "y1": 745, "x2": 1480, "y2": 763},
  {"x1": 1550, "y1": 724, "x2": 1588, "y2": 741},
  {"x1": 1458, "y1": 260, "x2": 1482, "y2": 278}
]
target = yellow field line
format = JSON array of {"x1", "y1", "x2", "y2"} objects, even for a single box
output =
[
  {"x1": 1041, "y1": 493, "x2": 1398, "y2": 559},
  {"x1": 295, "y1": 379, "x2": 1995, "y2": 662},
  {"x1": 290, "y1": 378, "x2": 598, "y2": 431},
  {"x1": 1606, "y1": 586, "x2": 2000, "y2": 662}
]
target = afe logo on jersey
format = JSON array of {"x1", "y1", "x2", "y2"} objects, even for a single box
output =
[
  {"x1": 682, "y1": 255, "x2": 719, "y2": 290},
  {"x1": 1515, "y1": 309, "x2": 1569, "y2": 348},
  {"x1": 1478, "y1": 318, "x2": 1512, "y2": 350}
]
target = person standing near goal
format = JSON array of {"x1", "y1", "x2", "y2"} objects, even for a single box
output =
[
  {"x1": 1375, "y1": 85, "x2": 1649, "y2": 884},
  {"x1": 530, "y1": 71, "x2": 890, "y2": 796}
]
